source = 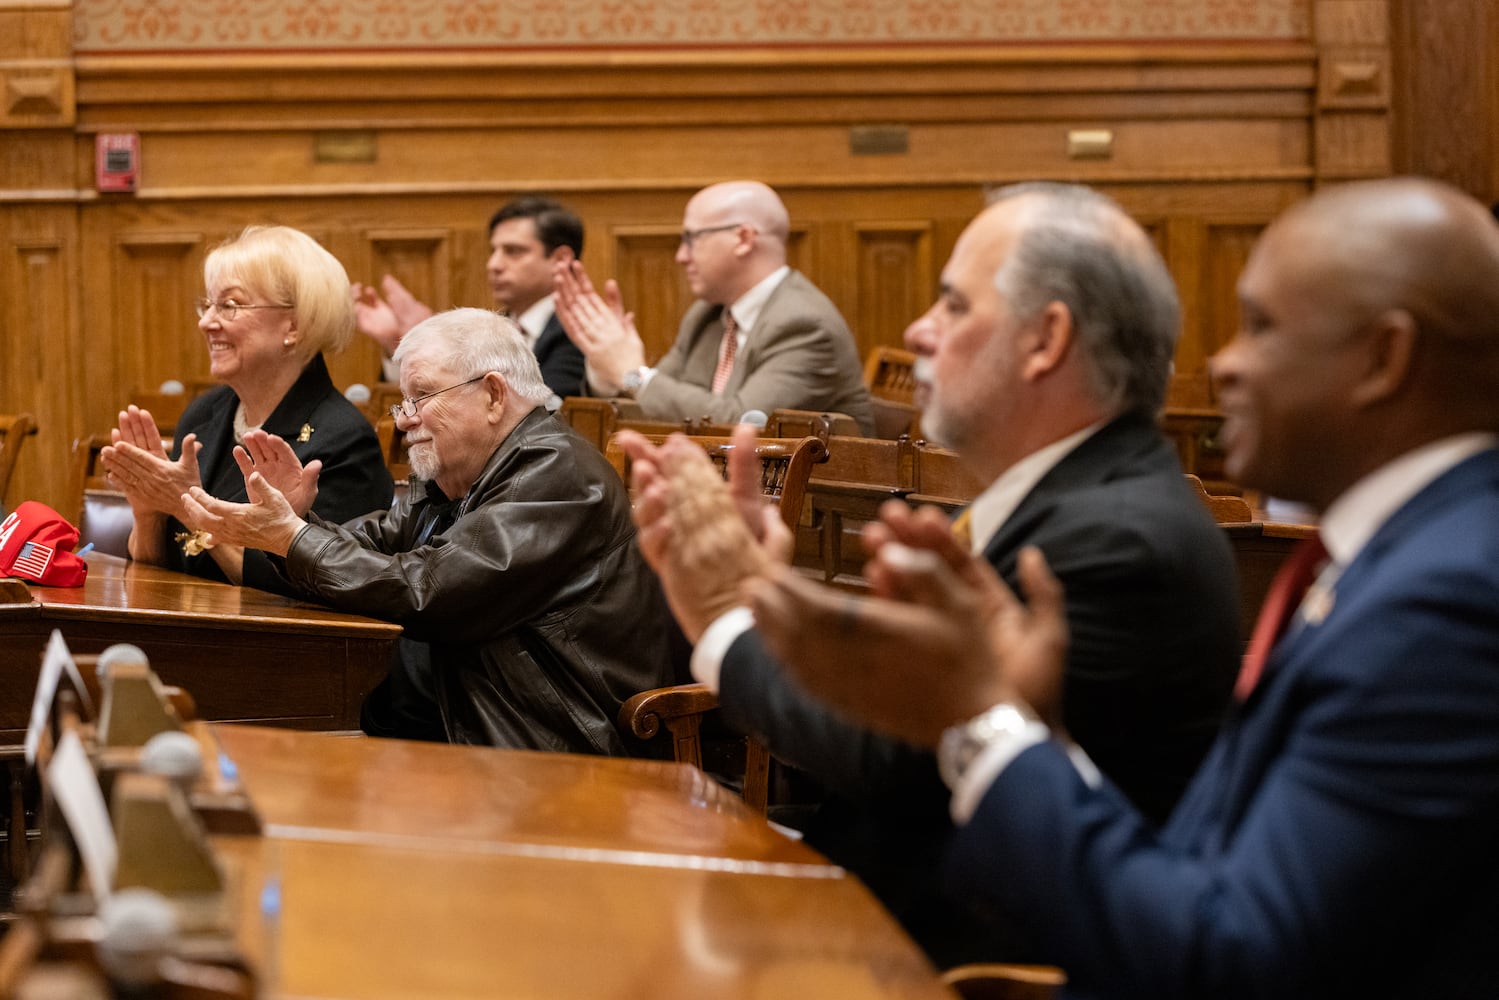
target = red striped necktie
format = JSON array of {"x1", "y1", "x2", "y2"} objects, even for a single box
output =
[
  {"x1": 711, "y1": 310, "x2": 738, "y2": 394},
  {"x1": 1234, "y1": 532, "x2": 1328, "y2": 701}
]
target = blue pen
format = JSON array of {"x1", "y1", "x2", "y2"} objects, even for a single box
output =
[{"x1": 76, "y1": 543, "x2": 94, "y2": 557}]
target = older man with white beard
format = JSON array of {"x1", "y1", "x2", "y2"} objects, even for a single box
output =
[{"x1": 181, "y1": 307, "x2": 678, "y2": 753}]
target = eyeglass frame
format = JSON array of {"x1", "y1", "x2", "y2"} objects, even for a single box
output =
[
  {"x1": 678, "y1": 222, "x2": 745, "y2": 250},
  {"x1": 195, "y1": 297, "x2": 294, "y2": 322},
  {"x1": 389, "y1": 374, "x2": 489, "y2": 421}
]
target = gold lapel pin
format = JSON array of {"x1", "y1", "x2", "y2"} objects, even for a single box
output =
[{"x1": 297, "y1": 423, "x2": 314, "y2": 443}]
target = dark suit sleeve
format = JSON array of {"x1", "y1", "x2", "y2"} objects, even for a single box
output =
[
  {"x1": 534, "y1": 323, "x2": 587, "y2": 400},
  {"x1": 718, "y1": 629, "x2": 934, "y2": 799},
  {"x1": 946, "y1": 567, "x2": 1499, "y2": 999}
]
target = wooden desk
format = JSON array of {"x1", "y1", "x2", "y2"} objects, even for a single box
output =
[
  {"x1": 209, "y1": 727, "x2": 953, "y2": 1000},
  {"x1": 0, "y1": 554, "x2": 400, "y2": 739},
  {"x1": 214, "y1": 725, "x2": 824, "y2": 868}
]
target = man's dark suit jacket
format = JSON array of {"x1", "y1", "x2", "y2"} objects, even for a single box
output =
[
  {"x1": 947, "y1": 447, "x2": 1499, "y2": 999},
  {"x1": 532, "y1": 311, "x2": 585, "y2": 401},
  {"x1": 716, "y1": 410, "x2": 1241, "y2": 965}
]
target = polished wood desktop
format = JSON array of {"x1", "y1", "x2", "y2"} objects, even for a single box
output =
[
  {"x1": 213, "y1": 724, "x2": 824, "y2": 868},
  {"x1": 0, "y1": 554, "x2": 400, "y2": 740},
  {"x1": 208, "y1": 726, "x2": 954, "y2": 1000}
]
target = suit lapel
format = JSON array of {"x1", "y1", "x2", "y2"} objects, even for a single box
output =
[
  {"x1": 721, "y1": 270, "x2": 806, "y2": 396},
  {"x1": 1196, "y1": 448, "x2": 1499, "y2": 838},
  {"x1": 981, "y1": 412, "x2": 1167, "y2": 570}
]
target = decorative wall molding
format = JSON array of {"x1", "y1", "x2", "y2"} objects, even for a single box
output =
[{"x1": 74, "y1": 0, "x2": 1310, "y2": 55}]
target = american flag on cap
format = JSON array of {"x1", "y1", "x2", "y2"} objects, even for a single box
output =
[{"x1": 12, "y1": 541, "x2": 53, "y2": 580}]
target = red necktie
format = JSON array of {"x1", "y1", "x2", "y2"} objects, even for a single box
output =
[
  {"x1": 1234, "y1": 532, "x2": 1327, "y2": 701},
  {"x1": 711, "y1": 310, "x2": 738, "y2": 394}
]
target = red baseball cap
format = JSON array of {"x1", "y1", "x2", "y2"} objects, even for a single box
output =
[{"x1": 0, "y1": 501, "x2": 88, "y2": 587}]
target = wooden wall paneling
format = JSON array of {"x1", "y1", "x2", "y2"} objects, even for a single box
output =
[
  {"x1": 1389, "y1": 0, "x2": 1497, "y2": 200},
  {"x1": 358, "y1": 225, "x2": 455, "y2": 381},
  {"x1": 610, "y1": 227, "x2": 691, "y2": 365},
  {"x1": 1313, "y1": 0, "x2": 1393, "y2": 181},
  {"x1": 1201, "y1": 221, "x2": 1267, "y2": 363},
  {"x1": 1156, "y1": 216, "x2": 1207, "y2": 400},
  {"x1": 851, "y1": 222, "x2": 934, "y2": 363},
  {"x1": 110, "y1": 231, "x2": 205, "y2": 415},
  {"x1": 2, "y1": 212, "x2": 79, "y2": 512},
  {"x1": 0, "y1": 2, "x2": 73, "y2": 131}
]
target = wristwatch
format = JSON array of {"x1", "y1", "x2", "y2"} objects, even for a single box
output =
[
  {"x1": 937, "y1": 701, "x2": 1044, "y2": 790},
  {"x1": 620, "y1": 367, "x2": 648, "y2": 398}
]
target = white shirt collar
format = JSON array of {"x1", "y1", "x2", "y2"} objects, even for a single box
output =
[
  {"x1": 965, "y1": 420, "x2": 1108, "y2": 554},
  {"x1": 514, "y1": 294, "x2": 556, "y2": 350},
  {"x1": 1319, "y1": 432, "x2": 1498, "y2": 569},
  {"x1": 724, "y1": 265, "x2": 790, "y2": 337}
]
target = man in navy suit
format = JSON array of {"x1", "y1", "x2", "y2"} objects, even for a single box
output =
[
  {"x1": 748, "y1": 177, "x2": 1499, "y2": 998},
  {"x1": 353, "y1": 196, "x2": 586, "y2": 401},
  {"x1": 619, "y1": 182, "x2": 1242, "y2": 964}
]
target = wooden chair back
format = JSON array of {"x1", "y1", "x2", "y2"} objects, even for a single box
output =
[
  {"x1": 795, "y1": 435, "x2": 917, "y2": 587},
  {"x1": 374, "y1": 415, "x2": 412, "y2": 484},
  {"x1": 353, "y1": 381, "x2": 405, "y2": 427},
  {"x1": 605, "y1": 433, "x2": 828, "y2": 532},
  {"x1": 942, "y1": 963, "x2": 1066, "y2": 1000},
  {"x1": 558, "y1": 396, "x2": 646, "y2": 451},
  {"x1": 0, "y1": 412, "x2": 37, "y2": 513},
  {"x1": 909, "y1": 441, "x2": 987, "y2": 512},
  {"x1": 611, "y1": 433, "x2": 828, "y2": 814},
  {"x1": 1185, "y1": 473, "x2": 1252, "y2": 523},
  {"x1": 68, "y1": 434, "x2": 136, "y2": 557},
  {"x1": 764, "y1": 409, "x2": 862, "y2": 441},
  {"x1": 869, "y1": 396, "x2": 922, "y2": 439},
  {"x1": 863, "y1": 345, "x2": 919, "y2": 403}
]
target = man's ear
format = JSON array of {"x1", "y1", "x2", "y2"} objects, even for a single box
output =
[
  {"x1": 1020, "y1": 302, "x2": 1075, "y2": 381},
  {"x1": 483, "y1": 371, "x2": 509, "y2": 421},
  {"x1": 1350, "y1": 309, "x2": 1417, "y2": 408},
  {"x1": 549, "y1": 246, "x2": 576, "y2": 265}
]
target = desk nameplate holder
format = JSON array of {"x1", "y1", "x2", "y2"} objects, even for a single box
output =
[{"x1": 3, "y1": 640, "x2": 261, "y2": 998}]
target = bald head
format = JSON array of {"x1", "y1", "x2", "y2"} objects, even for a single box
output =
[
  {"x1": 1213, "y1": 178, "x2": 1499, "y2": 509},
  {"x1": 1266, "y1": 178, "x2": 1499, "y2": 422},
  {"x1": 677, "y1": 181, "x2": 792, "y2": 303},
  {"x1": 690, "y1": 181, "x2": 791, "y2": 248}
]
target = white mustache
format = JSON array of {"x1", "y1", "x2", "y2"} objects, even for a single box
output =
[{"x1": 913, "y1": 356, "x2": 935, "y2": 385}]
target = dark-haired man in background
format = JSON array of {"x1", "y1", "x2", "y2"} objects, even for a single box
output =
[{"x1": 354, "y1": 195, "x2": 586, "y2": 400}]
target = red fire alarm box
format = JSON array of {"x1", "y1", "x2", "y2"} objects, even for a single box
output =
[{"x1": 95, "y1": 133, "x2": 140, "y2": 193}]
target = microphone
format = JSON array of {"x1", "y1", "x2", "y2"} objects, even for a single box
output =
[
  {"x1": 737, "y1": 409, "x2": 768, "y2": 428},
  {"x1": 344, "y1": 383, "x2": 372, "y2": 405}
]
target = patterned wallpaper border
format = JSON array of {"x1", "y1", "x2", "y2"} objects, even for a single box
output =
[{"x1": 74, "y1": 0, "x2": 1311, "y2": 55}]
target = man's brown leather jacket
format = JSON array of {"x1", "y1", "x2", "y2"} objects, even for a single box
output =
[{"x1": 280, "y1": 407, "x2": 678, "y2": 754}]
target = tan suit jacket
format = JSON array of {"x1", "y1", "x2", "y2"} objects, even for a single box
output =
[{"x1": 637, "y1": 269, "x2": 874, "y2": 433}]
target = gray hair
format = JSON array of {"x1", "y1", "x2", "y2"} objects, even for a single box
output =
[
  {"x1": 395, "y1": 308, "x2": 552, "y2": 407},
  {"x1": 990, "y1": 182, "x2": 1180, "y2": 415}
]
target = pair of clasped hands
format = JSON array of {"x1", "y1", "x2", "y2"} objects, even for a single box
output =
[{"x1": 616, "y1": 425, "x2": 1071, "y2": 749}]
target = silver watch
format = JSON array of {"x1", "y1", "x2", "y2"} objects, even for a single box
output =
[
  {"x1": 938, "y1": 701, "x2": 1042, "y2": 790},
  {"x1": 620, "y1": 367, "x2": 647, "y2": 397}
]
